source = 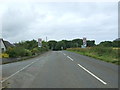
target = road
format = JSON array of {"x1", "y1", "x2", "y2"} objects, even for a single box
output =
[{"x1": 2, "y1": 51, "x2": 118, "y2": 88}]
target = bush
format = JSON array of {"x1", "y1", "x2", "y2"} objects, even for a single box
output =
[
  {"x1": 6, "y1": 47, "x2": 32, "y2": 58},
  {"x1": 24, "y1": 49, "x2": 32, "y2": 56},
  {"x1": 0, "y1": 53, "x2": 9, "y2": 58},
  {"x1": 31, "y1": 48, "x2": 39, "y2": 55}
]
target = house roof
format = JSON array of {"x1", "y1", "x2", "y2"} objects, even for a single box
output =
[
  {"x1": 4, "y1": 41, "x2": 14, "y2": 48},
  {"x1": 0, "y1": 38, "x2": 13, "y2": 49},
  {"x1": 114, "y1": 38, "x2": 120, "y2": 41}
]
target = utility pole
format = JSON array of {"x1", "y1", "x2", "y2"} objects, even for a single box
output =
[{"x1": 46, "y1": 36, "x2": 47, "y2": 42}]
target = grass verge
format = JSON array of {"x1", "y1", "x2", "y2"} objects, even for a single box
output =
[{"x1": 67, "y1": 47, "x2": 119, "y2": 65}]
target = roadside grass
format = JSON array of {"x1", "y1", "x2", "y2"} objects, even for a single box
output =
[{"x1": 67, "y1": 47, "x2": 119, "y2": 65}]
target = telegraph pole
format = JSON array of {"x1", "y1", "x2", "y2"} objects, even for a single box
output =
[{"x1": 46, "y1": 36, "x2": 47, "y2": 42}]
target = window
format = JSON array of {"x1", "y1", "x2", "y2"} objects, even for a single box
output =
[{"x1": 2, "y1": 48, "x2": 4, "y2": 53}]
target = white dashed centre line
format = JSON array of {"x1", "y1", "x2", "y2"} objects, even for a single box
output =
[
  {"x1": 67, "y1": 56, "x2": 74, "y2": 61},
  {"x1": 63, "y1": 53, "x2": 66, "y2": 56},
  {"x1": 65, "y1": 55, "x2": 107, "y2": 85},
  {"x1": 77, "y1": 64, "x2": 107, "y2": 85}
]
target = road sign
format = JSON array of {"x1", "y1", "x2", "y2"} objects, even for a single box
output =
[
  {"x1": 82, "y1": 37, "x2": 87, "y2": 48},
  {"x1": 38, "y1": 38, "x2": 42, "y2": 47}
]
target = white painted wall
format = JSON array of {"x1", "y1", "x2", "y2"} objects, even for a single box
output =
[{"x1": 0, "y1": 40, "x2": 6, "y2": 52}]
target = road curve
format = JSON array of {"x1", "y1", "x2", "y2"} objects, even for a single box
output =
[{"x1": 2, "y1": 51, "x2": 118, "y2": 88}]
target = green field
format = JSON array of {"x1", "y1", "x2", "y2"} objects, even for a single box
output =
[{"x1": 67, "y1": 47, "x2": 119, "y2": 65}]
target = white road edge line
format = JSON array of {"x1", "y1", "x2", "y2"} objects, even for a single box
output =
[
  {"x1": 67, "y1": 56, "x2": 74, "y2": 61},
  {"x1": 1, "y1": 60, "x2": 39, "y2": 83},
  {"x1": 77, "y1": 64, "x2": 107, "y2": 85}
]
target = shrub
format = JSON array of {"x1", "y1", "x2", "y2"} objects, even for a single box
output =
[
  {"x1": 31, "y1": 48, "x2": 39, "y2": 55},
  {"x1": 2, "y1": 53, "x2": 9, "y2": 58},
  {"x1": 6, "y1": 47, "x2": 32, "y2": 58},
  {"x1": 0, "y1": 53, "x2": 9, "y2": 58},
  {"x1": 24, "y1": 49, "x2": 32, "y2": 56}
]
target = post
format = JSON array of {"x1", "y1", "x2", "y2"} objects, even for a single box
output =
[
  {"x1": 38, "y1": 38, "x2": 42, "y2": 47},
  {"x1": 81, "y1": 37, "x2": 87, "y2": 48},
  {"x1": 46, "y1": 36, "x2": 47, "y2": 42}
]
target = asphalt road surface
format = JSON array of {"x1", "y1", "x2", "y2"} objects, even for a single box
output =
[{"x1": 2, "y1": 51, "x2": 118, "y2": 88}]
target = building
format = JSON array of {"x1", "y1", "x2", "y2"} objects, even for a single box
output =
[
  {"x1": 114, "y1": 38, "x2": 120, "y2": 41},
  {"x1": 0, "y1": 38, "x2": 13, "y2": 53}
]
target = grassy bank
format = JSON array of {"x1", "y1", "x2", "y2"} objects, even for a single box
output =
[{"x1": 67, "y1": 47, "x2": 119, "y2": 65}]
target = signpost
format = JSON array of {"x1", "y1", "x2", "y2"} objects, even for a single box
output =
[
  {"x1": 83, "y1": 37, "x2": 87, "y2": 47},
  {"x1": 81, "y1": 37, "x2": 87, "y2": 48},
  {"x1": 38, "y1": 38, "x2": 42, "y2": 47}
]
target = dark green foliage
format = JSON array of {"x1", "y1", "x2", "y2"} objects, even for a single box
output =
[
  {"x1": 65, "y1": 41, "x2": 73, "y2": 48},
  {"x1": 47, "y1": 39, "x2": 95, "y2": 50},
  {"x1": 6, "y1": 47, "x2": 32, "y2": 58},
  {"x1": 71, "y1": 39, "x2": 83, "y2": 47},
  {"x1": 7, "y1": 38, "x2": 119, "y2": 58},
  {"x1": 31, "y1": 48, "x2": 39, "y2": 55},
  {"x1": 7, "y1": 40, "x2": 49, "y2": 58},
  {"x1": 98, "y1": 41, "x2": 120, "y2": 47},
  {"x1": 98, "y1": 41, "x2": 112, "y2": 47},
  {"x1": 55, "y1": 41, "x2": 66, "y2": 50},
  {"x1": 48, "y1": 40, "x2": 57, "y2": 50},
  {"x1": 112, "y1": 41, "x2": 120, "y2": 47},
  {"x1": 14, "y1": 39, "x2": 38, "y2": 50},
  {"x1": 42, "y1": 41, "x2": 49, "y2": 51},
  {"x1": 87, "y1": 40, "x2": 95, "y2": 47}
]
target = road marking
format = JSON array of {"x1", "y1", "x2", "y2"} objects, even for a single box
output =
[
  {"x1": 60, "y1": 51, "x2": 62, "y2": 53},
  {"x1": 67, "y1": 56, "x2": 74, "y2": 61},
  {"x1": 1, "y1": 60, "x2": 39, "y2": 83},
  {"x1": 63, "y1": 53, "x2": 66, "y2": 56},
  {"x1": 77, "y1": 64, "x2": 107, "y2": 85}
]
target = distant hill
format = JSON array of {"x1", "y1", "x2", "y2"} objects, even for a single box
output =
[{"x1": 114, "y1": 38, "x2": 120, "y2": 41}]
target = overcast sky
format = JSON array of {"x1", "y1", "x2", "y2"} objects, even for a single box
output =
[{"x1": 1, "y1": 2, "x2": 118, "y2": 44}]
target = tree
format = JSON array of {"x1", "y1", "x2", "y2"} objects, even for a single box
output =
[
  {"x1": 72, "y1": 39, "x2": 83, "y2": 47},
  {"x1": 48, "y1": 40, "x2": 57, "y2": 50},
  {"x1": 98, "y1": 41, "x2": 112, "y2": 47},
  {"x1": 41, "y1": 41, "x2": 49, "y2": 51},
  {"x1": 112, "y1": 41, "x2": 120, "y2": 47},
  {"x1": 62, "y1": 40, "x2": 72, "y2": 48},
  {"x1": 55, "y1": 41, "x2": 66, "y2": 50},
  {"x1": 14, "y1": 39, "x2": 38, "y2": 50},
  {"x1": 6, "y1": 47, "x2": 32, "y2": 57},
  {"x1": 87, "y1": 40, "x2": 95, "y2": 47}
]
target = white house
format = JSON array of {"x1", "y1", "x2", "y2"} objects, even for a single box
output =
[{"x1": 0, "y1": 39, "x2": 13, "y2": 53}]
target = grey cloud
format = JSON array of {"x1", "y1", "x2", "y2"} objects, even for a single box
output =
[{"x1": 2, "y1": 2, "x2": 118, "y2": 44}]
